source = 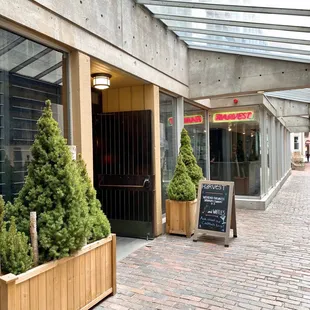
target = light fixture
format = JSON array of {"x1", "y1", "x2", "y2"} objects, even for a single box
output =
[{"x1": 91, "y1": 73, "x2": 112, "y2": 90}]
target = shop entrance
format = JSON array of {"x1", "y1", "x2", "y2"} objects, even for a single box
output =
[{"x1": 93, "y1": 110, "x2": 155, "y2": 239}]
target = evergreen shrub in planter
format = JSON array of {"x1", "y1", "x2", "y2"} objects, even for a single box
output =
[
  {"x1": 166, "y1": 153, "x2": 197, "y2": 237},
  {"x1": 0, "y1": 101, "x2": 116, "y2": 310}
]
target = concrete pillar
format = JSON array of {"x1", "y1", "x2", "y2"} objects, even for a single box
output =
[
  {"x1": 270, "y1": 116, "x2": 276, "y2": 187},
  {"x1": 260, "y1": 109, "x2": 268, "y2": 196},
  {"x1": 145, "y1": 85, "x2": 162, "y2": 237},
  {"x1": 205, "y1": 110, "x2": 210, "y2": 180},
  {"x1": 276, "y1": 121, "x2": 281, "y2": 181},
  {"x1": 70, "y1": 51, "x2": 93, "y2": 181},
  {"x1": 176, "y1": 97, "x2": 184, "y2": 152},
  {"x1": 280, "y1": 125, "x2": 284, "y2": 178}
]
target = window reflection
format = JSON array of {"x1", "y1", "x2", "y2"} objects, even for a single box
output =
[
  {"x1": 209, "y1": 107, "x2": 261, "y2": 196},
  {"x1": 0, "y1": 28, "x2": 64, "y2": 201}
]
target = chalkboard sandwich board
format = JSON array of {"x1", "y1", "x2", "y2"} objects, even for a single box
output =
[{"x1": 193, "y1": 180, "x2": 237, "y2": 247}]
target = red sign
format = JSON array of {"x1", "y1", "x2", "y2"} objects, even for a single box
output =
[
  {"x1": 305, "y1": 140, "x2": 310, "y2": 145},
  {"x1": 168, "y1": 115, "x2": 204, "y2": 126},
  {"x1": 213, "y1": 111, "x2": 254, "y2": 123}
]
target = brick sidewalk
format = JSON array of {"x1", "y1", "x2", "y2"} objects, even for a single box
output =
[{"x1": 96, "y1": 170, "x2": 310, "y2": 310}]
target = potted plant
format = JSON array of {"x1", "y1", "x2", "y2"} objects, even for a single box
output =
[
  {"x1": 166, "y1": 154, "x2": 196, "y2": 237},
  {"x1": 291, "y1": 151, "x2": 305, "y2": 171},
  {"x1": 179, "y1": 128, "x2": 204, "y2": 194},
  {"x1": 0, "y1": 100, "x2": 116, "y2": 310}
]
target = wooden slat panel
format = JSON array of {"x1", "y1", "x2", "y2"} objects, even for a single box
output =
[
  {"x1": 95, "y1": 248, "x2": 101, "y2": 297},
  {"x1": 0, "y1": 236, "x2": 115, "y2": 310},
  {"x1": 85, "y1": 252, "x2": 91, "y2": 303},
  {"x1": 131, "y1": 86, "x2": 144, "y2": 110},
  {"x1": 0, "y1": 281, "x2": 6, "y2": 310},
  {"x1": 79, "y1": 254, "x2": 86, "y2": 307},
  {"x1": 73, "y1": 256, "x2": 80, "y2": 309},
  {"x1": 67, "y1": 260, "x2": 74, "y2": 310},
  {"x1": 107, "y1": 89, "x2": 119, "y2": 112},
  {"x1": 59, "y1": 263, "x2": 68, "y2": 310},
  {"x1": 38, "y1": 273, "x2": 47, "y2": 310},
  {"x1": 54, "y1": 266, "x2": 61, "y2": 310},
  {"x1": 119, "y1": 87, "x2": 132, "y2": 111},
  {"x1": 20, "y1": 281, "x2": 30, "y2": 310},
  {"x1": 91, "y1": 249, "x2": 96, "y2": 300},
  {"x1": 15, "y1": 282, "x2": 21, "y2": 310},
  {"x1": 29, "y1": 276, "x2": 39, "y2": 310},
  {"x1": 46, "y1": 270, "x2": 54, "y2": 310},
  {"x1": 105, "y1": 242, "x2": 112, "y2": 289},
  {"x1": 100, "y1": 243, "x2": 106, "y2": 292}
]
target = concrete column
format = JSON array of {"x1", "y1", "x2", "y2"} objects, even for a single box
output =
[
  {"x1": 260, "y1": 108, "x2": 267, "y2": 196},
  {"x1": 270, "y1": 116, "x2": 276, "y2": 187},
  {"x1": 276, "y1": 121, "x2": 281, "y2": 181},
  {"x1": 70, "y1": 51, "x2": 93, "y2": 181},
  {"x1": 176, "y1": 97, "x2": 184, "y2": 153},
  {"x1": 280, "y1": 125, "x2": 284, "y2": 178},
  {"x1": 205, "y1": 110, "x2": 210, "y2": 180},
  {"x1": 145, "y1": 85, "x2": 162, "y2": 237}
]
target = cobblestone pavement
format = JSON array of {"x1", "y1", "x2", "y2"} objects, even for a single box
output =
[{"x1": 96, "y1": 166, "x2": 310, "y2": 310}]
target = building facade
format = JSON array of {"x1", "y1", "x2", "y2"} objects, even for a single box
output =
[{"x1": 1, "y1": 0, "x2": 309, "y2": 239}]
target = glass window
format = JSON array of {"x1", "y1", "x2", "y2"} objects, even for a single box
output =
[
  {"x1": 294, "y1": 136, "x2": 299, "y2": 150},
  {"x1": 184, "y1": 102, "x2": 207, "y2": 176},
  {"x1": 0, "y1": 28, "x2": 64, "y2": 201},
  {"x1": 209, "y1": 107, "x2": 261, "y2": 196},
  {"x1": 160, "y1": 93, "x2": 177, "y2": 214}
]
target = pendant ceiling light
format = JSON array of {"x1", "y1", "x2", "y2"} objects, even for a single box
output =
[{"x1": 91, "y1": 73, "x2": 112, "y2": 90}]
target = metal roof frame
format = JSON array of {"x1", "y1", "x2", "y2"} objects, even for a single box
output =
[
  {"x1": 34, "y1": 61, "x2": 62, "y2": 79},
  {"x1": 154, "y1": 14, "x2": 310, "y2": 33},
  {"x1": 0, "y1": 37, "x2": 26, "y2": 56},
  {"x1": 170, "y1": 26, "x2": 310, "y2": 46},
  {"x1": 10, "y1": 48, "x2": 52, "y2": 73},
  {"x1": 179, "y1": 36, "x2": 310, "y2": 55},
  {"x1": 137, "y1": 0, "x2": 310, "y2": 16}
]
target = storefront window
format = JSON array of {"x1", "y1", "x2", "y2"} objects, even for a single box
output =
[
  {"x1": 184, "y1": 102, "x2": 207, "y2": 176},
  {"x1": 209, "y1": 107, "x2": 261, "y2": 196},
  {"x1": 0, "y1": 28, "x2": 64, "y2": 201},
  {"x1": 160, "y1": 93, "x2": 177, "y2": 213}
]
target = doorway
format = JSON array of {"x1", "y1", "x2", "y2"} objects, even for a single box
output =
[{"x1": 93, "y1": 110, "x2": 155, "y2": 239}]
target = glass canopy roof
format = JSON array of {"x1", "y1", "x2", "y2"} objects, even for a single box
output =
[{"x1": 136, "y1": 0, "x2": 310, "y2": 63}]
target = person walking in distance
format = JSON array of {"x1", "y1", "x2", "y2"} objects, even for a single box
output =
[{"x1": 306, "y1": 152, "x2": 310, "y2": 163}]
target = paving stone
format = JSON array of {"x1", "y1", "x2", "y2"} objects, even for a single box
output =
[{"x1": 94, "y1": 168, "x2": 310, "y2": 309}]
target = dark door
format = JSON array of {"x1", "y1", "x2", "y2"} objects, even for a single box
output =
[{"x1": 93, "y1": 110, "x2": 154, "y2": 239}]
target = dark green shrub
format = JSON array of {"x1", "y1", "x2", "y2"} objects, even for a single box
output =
[
  {"x1": 0, "y1": 217, "x2": 33, "y2": 275},
  {"x1": 6, "y1": 100, "x2": 90, "y2": 262},
  {"x1": 76, "y1": 155, "x2": 110, "y2": 242},
  {"x1": 167, "y1": 154, "x2": 196, "y2": 201},
  {"x1": 179, "y1": 128, "x2": 204, "y2": 193}
]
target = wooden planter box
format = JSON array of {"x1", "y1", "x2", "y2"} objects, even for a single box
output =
[
  {"x1": 0, "y1": 234, "x2": 116, "y2": 310},
  {"x1": 166, "y1": 199, "x2": 197, "y2": 238}
]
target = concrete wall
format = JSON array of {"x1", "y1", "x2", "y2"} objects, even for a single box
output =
[
  {"x1": 102, "y1": 85, "x2": 162, "y2": 237},
  {"x1": 0, "y1": 0, "x2": 188, "y2": 97},
  {"x1": 189, "y1": 50, "x2": 310, "y2": 99}
]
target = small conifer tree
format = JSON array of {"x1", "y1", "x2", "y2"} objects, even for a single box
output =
[
  {"x1": 76, "y1": 155, "x2": 110, "y2": 242},
  {"x1": 0, "y1": 196, "x2": 33, "y2": 275},
  {"x1": 167, "y1": 154, "x2": 196, "y2": 201},
  {"x1": 179, "y1": 128, "x2": 204, "y2": 193},
  {"x1": 6, "y1": 100, "x2": 90, "y2": 262},
  {"x1": 0, "y1": 217, "x2": 33, "y2": 275}
]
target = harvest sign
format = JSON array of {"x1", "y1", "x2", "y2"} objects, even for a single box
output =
[
  {"x1": 168, "y1": 115, "x2": 203, "y2": 126},
  {"x1": 213, "y1": 111, "x2": 254, "y2": 123}
]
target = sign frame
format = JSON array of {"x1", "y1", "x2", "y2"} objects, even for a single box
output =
[{"x1": 193, "y1": 180, "x2": 237, "y2": 247}]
